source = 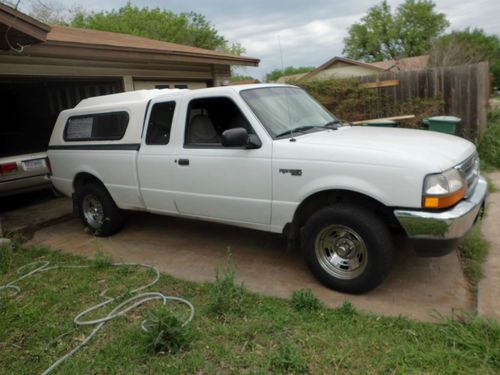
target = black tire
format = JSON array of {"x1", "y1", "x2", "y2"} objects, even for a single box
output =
[
  {"x1": 77, "y1": 182, "x2": 123, "y2": 236},
  {"x1": 301, "y1": 204, "x2": 394, "y2": 294}
]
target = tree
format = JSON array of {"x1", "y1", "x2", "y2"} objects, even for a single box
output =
[
  {"x1": 265, "y1": 66, "x2": 315, "y2": 82},
  {"x1": 69, "y1": 3, "x2": 230, "y2": 51},
  {"x1": 231, "y1": 74, "x2": 256, "y2": 82},
  {"x1": 27, "y1": 2, "x2": 243, "y2": 54},
  {"x1": 343, "y1": 0, "x2": 449, "y2": 62},
  {"x1": 429, "y1": 28, "x2": 500, "y2": 86}
]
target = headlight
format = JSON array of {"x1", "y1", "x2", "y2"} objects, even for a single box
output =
[{"x1": 422, "y1": 168, "x2": 465, "y2": 209}]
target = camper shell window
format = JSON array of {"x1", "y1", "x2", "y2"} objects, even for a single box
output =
[{"x1": 64, "y1": 112, "x2": 129, "y2": 141}]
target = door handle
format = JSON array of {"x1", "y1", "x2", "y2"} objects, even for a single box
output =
[{"x1": 178, "y1": 158, "x2": 189, "y2": 166}]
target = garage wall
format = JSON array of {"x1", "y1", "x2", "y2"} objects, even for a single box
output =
[{"x1": 133, "y1": 80, "x2": 207, "y2": 90}]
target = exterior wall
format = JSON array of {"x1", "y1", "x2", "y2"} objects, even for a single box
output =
[
  {"x1": 312, "y1": 64, "x2": 379, "y2": 79},
  {"x1": 133, "y1": 80, "x2": 207, "y2": 90},
  {"x1": 212, "y1": 64, "x2": 231, "y2": 86}
]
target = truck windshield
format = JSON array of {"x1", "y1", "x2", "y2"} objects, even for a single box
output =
[{"x1": 240, "y1": 87, "x2": 338, "y2": 139}]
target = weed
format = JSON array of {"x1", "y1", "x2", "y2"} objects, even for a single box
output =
[
  {"x1": 206, "y1": 252, "x2": 248, "y2": 318},
  {"x1": 142, "y1": 305, "x2": 192, "y2": 354},
  {"x1": 0, "y1": 242, "x2": 14, "y2": 274},
  {"x1": 92, "y1": 250, "x2": 113, "y2": 269},
  {"x1": 269, "y1": 341, "x2": 309, "y2": 374},
  {"x1": 337, "y1": 301, "x2": 357, "y2": 316},
  {"x1": 458, "y1": 225, "x2": 489, "y2": 287},
  {"x1": 291, "y1": 289, "x2": 322, "y2": 312},
  {"x1": 485, "y1": 174, "x2": 499, "y2": 193}
]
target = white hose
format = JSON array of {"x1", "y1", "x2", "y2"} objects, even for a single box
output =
[{"x1": 0, "y1": 260, "x2": 195, "y2": 375}]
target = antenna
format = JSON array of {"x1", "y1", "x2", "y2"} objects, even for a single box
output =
[{"x1": 278, "y1": 35, "x2": 285, "y2": 70}]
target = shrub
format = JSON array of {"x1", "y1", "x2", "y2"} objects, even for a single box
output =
[
  {"x1": 478, "y1": 109, "x2": 500, "y2": 168},
  {"x1": 269, "y1": 341, "x2": 309, "y2": 374},
  {"x1": 291, "y1": 289, "x2": 322, "y2": 312},
  {"x1": 142, "y1": 306, "x2": 192, "y2": 354},
  {"x1": 296, "y1": 77, "x2": 443, "y2": 128}
]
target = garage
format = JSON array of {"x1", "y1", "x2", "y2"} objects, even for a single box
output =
[
  {"x1": 0, "y1": 76, "x2": 122, "y2": 158},
  {"x1": 0, "y1": 2, "x2": 258, "y2": 170}
]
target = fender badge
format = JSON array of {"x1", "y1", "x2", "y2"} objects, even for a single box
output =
[{"x1": 279, "y1": 168, "x2": 302, "y2": 176}]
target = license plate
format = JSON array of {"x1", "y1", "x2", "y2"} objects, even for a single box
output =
[{"x1": 22, "y1": 158, "x2": 46, "y2": 171}]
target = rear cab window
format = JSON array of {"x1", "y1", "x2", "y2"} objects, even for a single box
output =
[
  {"x1": 64, "y1": 112, "x2": 129, "y2": 141},
  {"x1": 146, "y1": 101, "x2": 176, "y2": 145}
]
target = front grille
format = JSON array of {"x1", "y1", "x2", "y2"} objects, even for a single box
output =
[{"x1": 455, "y1": 153, "x2": 480, "y2": 197}]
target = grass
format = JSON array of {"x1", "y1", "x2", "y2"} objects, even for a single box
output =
[{"x1": 1, "y1": 242, "x2": 499, "y2": 374}]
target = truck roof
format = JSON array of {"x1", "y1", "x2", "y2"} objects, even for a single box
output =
[{"x1": 75, "y1": 83, "x2": 290, "y2": 109}]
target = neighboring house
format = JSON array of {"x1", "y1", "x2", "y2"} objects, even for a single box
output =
[
  {"x1": 231, "y1": 78, "x2": 260, "y2": 85},
  {"x1": 0, "y1": 2, "x2": 259, "y2": 160},
  {"x1": 301, "y1": 55, "x2": 429, "y2": 80},
  {"x1": 276, "y1": 72, "x2": 308, "y2": 83}
]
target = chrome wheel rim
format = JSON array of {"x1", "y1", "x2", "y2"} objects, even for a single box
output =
[
  {"x1": 82, "y1": 194, "x2": 104, "y2": 229},
  {"x1": 314, "y1": 224, "x2": 368, "y2": 280}
]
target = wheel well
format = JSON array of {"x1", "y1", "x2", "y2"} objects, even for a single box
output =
[
  {"x1": 73, "y1": 172, "x2": 103, "y2": 194},
  {"x1": 292, "y1": 190, "x2": 397, "y2": 232}
]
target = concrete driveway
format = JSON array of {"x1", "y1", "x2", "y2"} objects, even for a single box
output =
[{"x1": 31, "y1": 211, "x2": 473, "y2": 322}]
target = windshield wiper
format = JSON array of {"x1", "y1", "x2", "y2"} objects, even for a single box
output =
[{"x1": 276, "y1": 125, "x2": 326, "y2": 138}]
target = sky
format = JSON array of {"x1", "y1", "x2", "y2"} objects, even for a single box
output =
[{"x1": 18, "y1": 0, "x2": 500, "y2": 79}]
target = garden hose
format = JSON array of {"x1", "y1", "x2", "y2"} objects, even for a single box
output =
[{"x1": 0, "y1": 260, "x2": 195, "y2": 375}]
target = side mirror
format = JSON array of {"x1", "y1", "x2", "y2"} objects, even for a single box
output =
[
  {"x1": 222, "y1": 128, "x2": 248, "y2": 147},
  {"x1": 221, "y1": 128, "x2": 262, "y2": 149}
]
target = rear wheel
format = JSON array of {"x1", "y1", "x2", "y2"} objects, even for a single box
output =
[
  {"x1": 77, "y1": 182, "x2": 123, "y2": 236},
  {"x1": 302, "y1": 204, "x2": 394, "y2": 294}
]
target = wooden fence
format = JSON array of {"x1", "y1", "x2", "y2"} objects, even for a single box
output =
[{"x1": 357, "y1": 62, "x2": 490, "y2": 141}]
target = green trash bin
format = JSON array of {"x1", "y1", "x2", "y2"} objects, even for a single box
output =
[
  {"x1": 424, "y1": 116, "x2": 461, "y2": 135},
  {"x1": 364, "y1": 119, "x2": 397, "y2": 128}
]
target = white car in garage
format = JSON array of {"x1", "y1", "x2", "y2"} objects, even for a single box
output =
[{"x1": 0, "y1": 151, "x2": 51, "y2": 197}]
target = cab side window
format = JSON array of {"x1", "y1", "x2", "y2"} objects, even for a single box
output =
[
  {"x1": 146, "y1": 101, "x2": 176, "y2": 145},
  {"x1": 185, "y1": 97, "x2": 253, "y2": 147}
]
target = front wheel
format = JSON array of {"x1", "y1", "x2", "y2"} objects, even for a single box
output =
[
  {"x1": 77, "y1": 182, "x2": 123, "y2": 236},
  {"x1": 301, "y1": 204, "x2": 394, "y2": 294}
]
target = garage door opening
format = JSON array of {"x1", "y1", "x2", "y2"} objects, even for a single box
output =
[{"x1": 0, "y1": 77, "x2": 123, "y2": 158}]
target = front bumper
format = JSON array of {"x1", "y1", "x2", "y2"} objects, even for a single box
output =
[{"x1": 394, "y1": 176, "x2": 488, "y2": 256}]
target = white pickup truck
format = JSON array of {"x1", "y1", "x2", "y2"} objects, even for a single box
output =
[{"x1": 48, "y1": 84, "x2": 487, "y2": 294}]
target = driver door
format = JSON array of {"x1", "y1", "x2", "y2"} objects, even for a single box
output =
[{"x1": 172, "y1": 94, "x2": 272, "y2": 226}]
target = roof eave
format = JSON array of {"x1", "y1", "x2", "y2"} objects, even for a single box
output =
[
  {"x1": 24, "y1": 40, "x2": 259, "y2": 66},
  {"x1": 0, "y1": 3, "x2": 51, "y2": 43}
]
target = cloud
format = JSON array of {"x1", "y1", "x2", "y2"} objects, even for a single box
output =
[{"x1": 33, "y1": 0, "x2": 500, "y2": 79}]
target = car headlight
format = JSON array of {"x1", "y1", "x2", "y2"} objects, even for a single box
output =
[{"x1": 422, "y1": 168, "x2": 466, "y2": 209}]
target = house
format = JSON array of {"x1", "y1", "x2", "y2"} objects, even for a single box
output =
[
  {"x1": 230, "y1": 78, "x2": 260, "y2": 85},
  {"x1": 276, "y1": 72, "x2": 308, "y2": 83},
  {"x1": 0, "y1": 2, "x2": 259, "y2": 158},
  {"x1": 297, "y1": 55, "x2": 429, "y2": 80}
]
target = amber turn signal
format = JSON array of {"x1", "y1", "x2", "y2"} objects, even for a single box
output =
[{"x1": 423, "y1": 187, "x2": 465, "y2": 209}]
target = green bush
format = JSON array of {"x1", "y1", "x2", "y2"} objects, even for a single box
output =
[
  {"x1": 269, "y1": 341, "x2": 309, "y2": 374},
  {"x1": 291, "y1": 289, "x2": 322, "y2": 312},
  {"x1": 296, "y1": 77, "x2": 443, "y2": 128},
  {"x1": 478, "y1": 109, "x2": 500, "y2": 168}
]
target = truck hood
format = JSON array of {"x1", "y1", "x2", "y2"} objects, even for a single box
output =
[{"x1": 291, "y1": 126, "x2": 476, "y2": 171}]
